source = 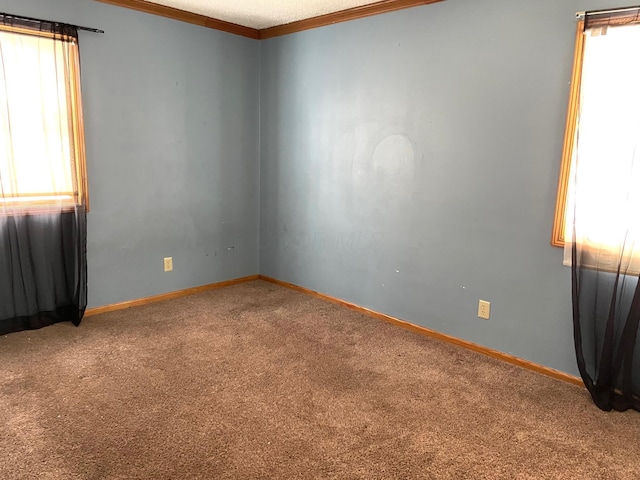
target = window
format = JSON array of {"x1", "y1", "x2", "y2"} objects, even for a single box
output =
[
  {"x1": 0, "y1": 20, "x2": 88, "y2": 213},
  {"x1": 553, "y1": 9, "x2": 640, "y2": 270}
]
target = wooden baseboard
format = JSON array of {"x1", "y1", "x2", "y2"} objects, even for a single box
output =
[
  {"x1": 258, "y1": 275, "x2": 585, "y2": 388},
  {"x1": 84, "y1": 272, "x2": 583, "y2": 388},
  {"x1": 85, "y1": 275, "x2": 259, "y2": 317}
]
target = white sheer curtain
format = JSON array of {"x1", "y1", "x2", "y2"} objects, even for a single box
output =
[
  {"x1": 564, "y1": 23, "x2": 640, "y2": 274},
  {"x1": 0, "y1": 28, "x2": 80, "y2": 213}
]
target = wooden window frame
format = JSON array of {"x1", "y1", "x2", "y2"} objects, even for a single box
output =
[{"x1": 552, "y1": 20, "x2": 585, "y2": 247}]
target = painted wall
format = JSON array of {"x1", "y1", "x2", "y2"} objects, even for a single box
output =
[
  {"x1": 259, "y1": 0, "x2": 626, "y2": 376},
  {"x1": 2, "y1": 0, "x2": 628, "y2": 376},
  {"x1": 0, "y1": 0, "x2": 261, "y2": 308}
]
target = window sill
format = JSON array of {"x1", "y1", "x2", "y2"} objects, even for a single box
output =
[{"x1": 0, "y1": 197, "x2": 85, "y2": 216}]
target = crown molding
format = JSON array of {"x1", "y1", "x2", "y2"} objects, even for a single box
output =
[
  {"x1": 259, "y1": 0, "x2": 445, "y2": 39},
  {"x1": 95, "y1": 0, "x2": 444, "y2": 39},
  {"x1": 94, "y1": 0, "x2": 260, "y2": 39}
]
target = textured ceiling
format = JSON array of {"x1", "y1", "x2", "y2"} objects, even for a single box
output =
[{"x1": 144, "y1": 0, "x2": 384, "y2": 29}]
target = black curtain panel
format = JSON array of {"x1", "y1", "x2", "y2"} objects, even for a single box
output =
[
  {"x1": 0, "y1": 210, "x2": 87, "y2": 335},
  {"x1": 572, "y1": 246, "x2": 640, "y2": 412},
  {"x1": 0, "y1": 15, "x2": 88, "y2": 335}
]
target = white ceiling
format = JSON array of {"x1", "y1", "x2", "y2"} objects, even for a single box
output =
[{"x1": 144, "y1": 0, "x2": 385, "y2": 29}]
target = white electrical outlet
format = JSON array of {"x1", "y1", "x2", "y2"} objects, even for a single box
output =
[
  {"x1": 478, "y1": 300, "x2": 490, "y2": 320},
  {"x1": 163, "y1": 257, "x2": 173, "y2": 272}
]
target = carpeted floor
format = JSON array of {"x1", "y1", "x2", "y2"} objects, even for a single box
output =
[{"x1": 1, "y1": 280, "x2": 639, "y2": 479}]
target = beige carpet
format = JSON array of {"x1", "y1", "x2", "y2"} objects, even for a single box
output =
[{"x1": 1, "y1": 280, "x2": 639, "y2": 479}]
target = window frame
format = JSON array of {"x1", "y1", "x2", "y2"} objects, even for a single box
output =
[
  {"x1": 552, "y1": 20, "x2": 585, "y2": 248},
  {"x1": 0, "y1": 23, "x2": 89, "y2": 214}
]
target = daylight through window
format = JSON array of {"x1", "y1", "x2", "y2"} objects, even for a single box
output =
[
  {"x1": 0, "y1": 22, "x2": 87, "y2": 213},
  {"x1": 553, "y1": 11, "x2": 640, "y2": 271}
]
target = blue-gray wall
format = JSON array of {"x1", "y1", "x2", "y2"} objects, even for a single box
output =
[
  {"x1": 259, "y1": 0, "x2": 625, "y2": 376},
  {"x1": 1, "y1": 0, "x2": 261, "y2": 308},
  {"x1": 3, "y1": 0, "x2": 628, "y2": 376}
]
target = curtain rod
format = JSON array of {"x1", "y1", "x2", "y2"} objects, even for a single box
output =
[
  {"x1": 576, "y1": 5, "x2": 640, "y2": 19},
  {"x1": 0, "y1": 12, "x2": 104, "y2": 34}
]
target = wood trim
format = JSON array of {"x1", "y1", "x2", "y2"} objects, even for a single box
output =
[
  {"x1": 259, "y1": 275, "x2": 585, "y2": 388},
  {"x1": 84, "y1": 273, "x2": 583, "y2": 388},
  {"x1": 69, "y1": 40, "x2": 90, "y2": 211},
  {"x1": 94, "y1": 0, "x2": 444, "y2": 40},
  {"x1": 552, "y1": 21, "x2": 585, "y2": 248},
  {"x1": 259, "y1": 0, "x2": 445, "y2": 39},
  {"x1": 85, "y1": 274, "x2": 259, "y2": 316},
  {"x1": 94, "y1": 0, "x2": 260, "y2": 39}
]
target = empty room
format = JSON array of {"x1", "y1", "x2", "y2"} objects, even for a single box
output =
[{"x1": 1, "y1": 0, "x2": 639, "y2": 478}]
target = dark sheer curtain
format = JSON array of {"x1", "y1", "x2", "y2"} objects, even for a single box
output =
[
  {"x1": 0, "y1": 211, "x2": 87, "y2": 334},
  {"x1": 0, "y1": 16, "x2": 87, "y2": 335},
  {"x1": 572, "y1": 250, "x2": 640, "y2": 412}
]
